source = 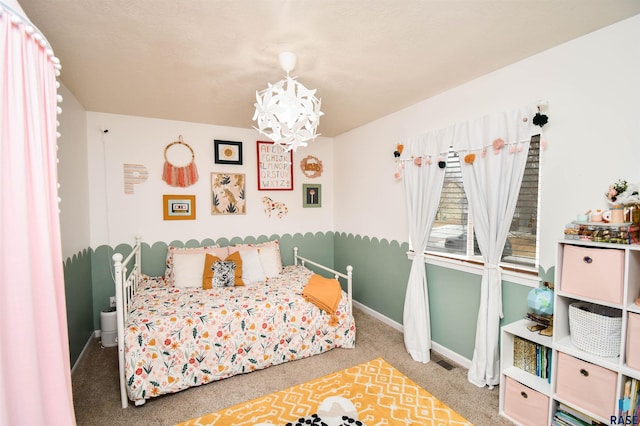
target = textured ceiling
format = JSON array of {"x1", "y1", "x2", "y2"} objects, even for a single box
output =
[{"x1": 16, "y1": 0, "x2": 640, "y2": 137}]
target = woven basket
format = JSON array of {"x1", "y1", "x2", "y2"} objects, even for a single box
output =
[{"x1": 569, "y1": 302, "x2": 622, "y2": 357}]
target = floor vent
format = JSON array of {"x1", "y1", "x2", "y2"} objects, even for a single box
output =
[{"x1": 436, "y1": 359, "x2": 455, "y2": 370}]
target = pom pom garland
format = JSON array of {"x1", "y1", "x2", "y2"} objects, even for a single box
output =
[
  {"x1": 532, "y1": 112, "x2": 548, "y2": 127},
  {"x1": 463, "y1": 153, "x2": 476, "y2": 164}
]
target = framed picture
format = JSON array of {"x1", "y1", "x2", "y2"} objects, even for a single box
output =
[
  {"x1": 163, "y1": 194, "x2": 196, "y2": 220},
  {"x1": 214, "y1": 140, "x2": 243, "y2": 165},
  {"x1": 211, "y1": 172, "x2": 246, "y2": 215},
  {"x1": 303, "y1": 184, "x2": 321, "y2": 208},
  {"x1": 257, "y1": 141, "x2": 293, "y2": 190}
]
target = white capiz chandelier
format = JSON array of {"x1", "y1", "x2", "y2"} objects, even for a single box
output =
[{"x1": 253, "y1": 52, "x2": 323, "y2": 152}]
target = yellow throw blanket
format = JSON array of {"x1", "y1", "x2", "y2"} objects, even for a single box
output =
[{"x1": 302, "y1": 274, "x2": 342, "y2": 326}]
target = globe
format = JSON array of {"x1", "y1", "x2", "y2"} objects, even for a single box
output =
[{"x1": 527, "y1": 286, "x2": 554, "y2": 316}]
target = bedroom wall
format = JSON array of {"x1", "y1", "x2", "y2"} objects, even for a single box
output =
[
  {"x1": 332, "y1": 15, "x2": 640, "y2": 361},
  {"x1": 63, "y1": 15, "x2": 640, "y2": 367},
  {"x1": 57, "y1": 84, "x2": 94, "y2": 366},
  {"x1": 85, "y1": 112, "x2": 336, "y2": 327}
]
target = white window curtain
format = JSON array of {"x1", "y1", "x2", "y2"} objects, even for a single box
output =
[
  {"x1": 451, "y1": 105, "x2": 538, "y2": 387},
  {"x1": 400, "y1": 129, "x2": 453, "y2": 363},
  {"x1": 0, "y1": 2, "x2": 75, "y2": 424}
]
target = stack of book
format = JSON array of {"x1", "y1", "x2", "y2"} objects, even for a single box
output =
[
  {"x1": 552, "y1": 404, "x2": 605, "y2": 426},
  {"x1": 618, "y1": 377, "x2": 640, "y2": 426},
  {"x1": 513, "y1": 335, "x2": 552, "y2": 382}
]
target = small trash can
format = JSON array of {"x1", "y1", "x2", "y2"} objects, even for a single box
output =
[{"x1": 100, "y1": 307, "x2": 117, "y2": 347}]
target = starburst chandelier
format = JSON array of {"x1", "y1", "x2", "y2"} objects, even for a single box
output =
[{"x1": 252, "y1": 52, "x2": 323, "y2": 152}]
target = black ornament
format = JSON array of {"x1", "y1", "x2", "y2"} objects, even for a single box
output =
[
  {"x1": 438, "y1": 161, "x2": 446, "y2": 169},
  {"x1": 393, "y1": 150, "x2": 400, "y2": 158},
  {"x1": 532, "y1": 112, "x2": 548, "y2": 127}
]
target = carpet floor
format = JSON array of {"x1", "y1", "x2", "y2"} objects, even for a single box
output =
[{"x1": 71, "y1": 307, "x2": 512, "y2": 426}]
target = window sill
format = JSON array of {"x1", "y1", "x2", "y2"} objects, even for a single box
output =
[{"x1": 406, "y1": 251, "x2": 539, "y2": 288}]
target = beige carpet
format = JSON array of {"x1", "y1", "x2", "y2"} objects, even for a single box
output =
[
  {"x1": 177, "y1": 357, "x2": 472, "y2": 425},
  {"x1": 71, "y1": 307, "x2": 512, "y2": 426}
]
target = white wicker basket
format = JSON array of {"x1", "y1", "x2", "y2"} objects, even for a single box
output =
[{"x1": 569, "y1": 302, "x2": 622, "y2": 358}]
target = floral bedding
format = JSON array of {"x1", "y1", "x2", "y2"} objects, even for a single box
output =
[{"x1": 123, "y1": 265, "x2": 356, "y2": 404}]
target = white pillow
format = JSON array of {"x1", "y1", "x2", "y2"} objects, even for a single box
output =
[
  {"x1": 239, "y1": 249, "x2": 266, "y2": 284},
  {"x1": 258, "y1": 244, "x2": 282, "y2": 278},
  {"x1": 165, "y1": 245, "x2": 228, "y2": 285},
  {"x1": 172, "y1": 252, "x2": 207, "y2": 288}
]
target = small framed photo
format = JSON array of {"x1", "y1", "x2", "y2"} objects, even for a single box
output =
[
  {"x1": 163, "y1": 195, "x2": 196, "y2": 220},
  {"x1": 214, "y1": 140, "x2": 243, "y2": 165},
  {"x1": 303, "y1": 184, "x2": 321, "y2": 208}
]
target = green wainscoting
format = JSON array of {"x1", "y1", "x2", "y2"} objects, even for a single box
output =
[
  {"x1": 63, "y1": 249, "x2": 93, "y2": 367},
  {"x1": 64, "y1": 231, "x2": 544, "y2": 367},
  {"x1": 334, "y1": 233, "x2": 410, "y2": 325},
  {"x1": 333, "y1": 232, "x2": 536, "y2": 361}
]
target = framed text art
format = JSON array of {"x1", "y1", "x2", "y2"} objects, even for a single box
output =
[
  {"x1": 302, "y1": 184, "x2": 321, "y2": 208},
  {"x1": 214, "y1": 140, "x2": 243, "y2": 165},
  {"x1": 163, "y1": 194, "x2": 196, "y2": 220},
  {"x1": 257, "y1": 141, "x2": 293, "y2": 190},
  {"x1": 211, "y1": 172, "x2": 246, "y2": 215}
]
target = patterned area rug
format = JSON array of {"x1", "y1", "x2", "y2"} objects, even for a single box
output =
[{"x1": 177, "y1": 357, "x2": 472, "y2": 426}]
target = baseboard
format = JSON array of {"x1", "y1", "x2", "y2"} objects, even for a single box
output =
[
  {"x1": 71, "y1": 331, "x2": 99, "y2": 374},
  {"x1": 431, "y1": 341, "x2": 471, "y2": 370},
  {"x1": 352, "y1": 300, "x2": 472, "y2": 369},
  {"x1": 353, "y1": 300, "x2": 404, "y2": 332}
]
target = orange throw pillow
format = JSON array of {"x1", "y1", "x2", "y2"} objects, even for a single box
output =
[
  {"x1": 302, "y1": 274, "x2": 342, "y2": 326},
  {"x1": 202, "y1": 251, "x2": 245, "y2": 289}
]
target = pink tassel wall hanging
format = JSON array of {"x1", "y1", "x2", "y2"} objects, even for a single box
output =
[{"x1": 162, "y1": 135, "x2": 199, "y2": 187}]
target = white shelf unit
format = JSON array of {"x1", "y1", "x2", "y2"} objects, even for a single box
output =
[
  {"x1": 499, "y1": 240, "x2": 640, "y2": 425},
  {"x1": 499, "y1": 319, "x2": 553, "y2": 425},
  {"x1": 551, "y1": 240, "x2": 640, "y2": 424}
]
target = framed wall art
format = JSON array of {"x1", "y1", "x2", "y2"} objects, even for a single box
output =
[
  {"x1": 211, "y1": 172, "x2": 246, "y2": 215},
  {"x1": 257, "y1": 141, "x2": 293, "y2": 190},
  {"x1": 163, "y1": 194, "x2": 196, "y2": 220},
  {"x1": 214, "y1": 140, "x2": 243, "y2": 165},
  {"x1": 302, "y1": 184, "x2": 321, "y2": 208},
  {"x1": 300, "y1": 155, "x2": 323, "y2": 178}
]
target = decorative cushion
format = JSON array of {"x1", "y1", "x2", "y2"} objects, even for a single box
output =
[
  {"x1": 202, "y1": 251, "x2": 244, "y2": 289},
  {"x1": 230, "y1": 240, "x2": 283, "y2": 278},
  {"x1": 211, "y1": 260, "x2": 236, "y2": 287},
  {"x1": 173, "y1": 252, "x2": 207, "y2": 288},
  {"x1": 165, "y1": 245, "x2": 228, "y2": 286},
  {"x1": 238, "y1": 248, "x2": 266, "y2": 284},
  {"x1": 258, "y1": 244, "x2": 282, "y2": 278}
]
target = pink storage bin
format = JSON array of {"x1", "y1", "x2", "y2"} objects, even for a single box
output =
[
  {"x1": 555, "y1": 352, "x2": 617, "y2": 420},
  {"x1": 561, "y1": 245, "x2": 624, "y2": 304},
  {"x1": 626, "y1": 312, "x2": 640, "y2": 370},
  {"x1": 503, "y1": 377, "x2": 549, "y2": 426}
]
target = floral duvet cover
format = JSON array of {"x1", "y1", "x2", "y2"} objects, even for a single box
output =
[{"x1": 123, "y1": 265, "x2": 356, "y2": 404}]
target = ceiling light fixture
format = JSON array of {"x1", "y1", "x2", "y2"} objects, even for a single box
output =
[{"x1": 252, "y1": 52, "x2": 323, "y2": 152}]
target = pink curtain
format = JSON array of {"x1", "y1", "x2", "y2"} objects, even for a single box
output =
[{"x1": 0, "y1": 2, "x2": 76, "y2": 424}]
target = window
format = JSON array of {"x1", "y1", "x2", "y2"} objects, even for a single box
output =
[{"x1": 426, "y1": 135, "x2": 540, "y2": 269}]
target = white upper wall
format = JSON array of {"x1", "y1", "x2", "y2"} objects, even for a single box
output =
[
  {"x1": 333, "y1": 15, "x2": 640, "y2": 270},
  {"x1": 58, "y1": 84, "x2": 90, "y2": 259},
  {"x1": 86, "y1": 113, "x2": 334, "y2": 247}
]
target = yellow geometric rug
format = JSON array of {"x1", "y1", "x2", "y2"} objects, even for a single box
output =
[{"x1": 177, "y1": 357, "x2": 472, "y2": 426}]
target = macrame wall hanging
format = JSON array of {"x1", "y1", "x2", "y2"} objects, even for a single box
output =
[{"x1": 162, "y1": 135, "x2": 199, "y2": 187}]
